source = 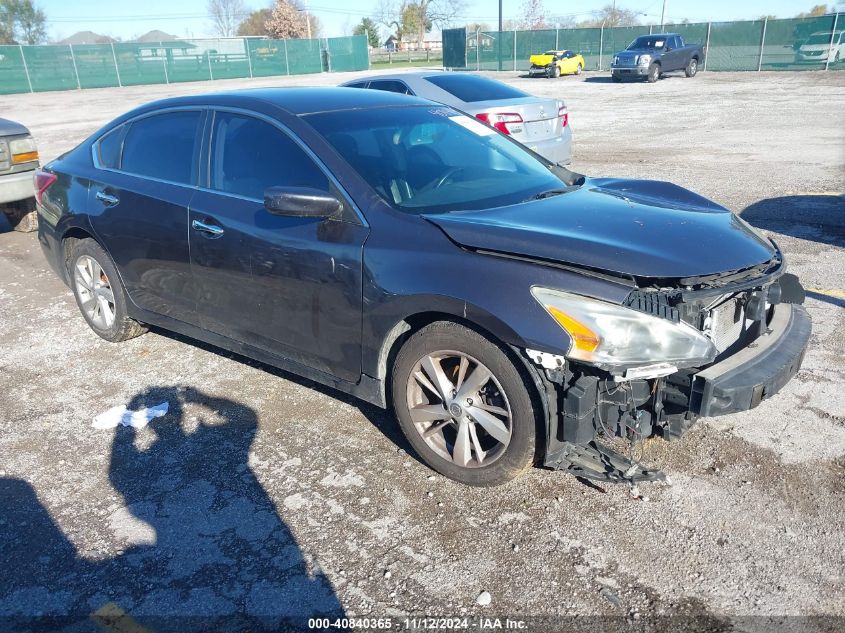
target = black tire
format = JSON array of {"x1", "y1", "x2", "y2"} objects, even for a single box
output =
[
  {"x1": 685, "y1": 57, "x2": 698, "y2": 77},
  {"x1": 391, "y1": 321, "x2": 540, "y2": 487},
  {"x1": 3, "y1": 198, "x2": 38, "y2": 232},
  {"x1": 611, "y1": 73, "x2": 622, "y2": 83},
  {"x1": 552, "y1": 64, "x2": 561, "y2": 78},
  {"x1": 647, "y1": 63, "x2": 660, "y2": 82},
  {"x1": 575, "y1": 63, "x2": 583, "y2": 75},
  {"x1": 67, "y1": 238, "x2": 147, "y2": 343}
]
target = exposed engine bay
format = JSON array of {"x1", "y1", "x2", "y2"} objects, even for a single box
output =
[{"x1": 522, "y1": 257, "x2": 811, "y2": 484}]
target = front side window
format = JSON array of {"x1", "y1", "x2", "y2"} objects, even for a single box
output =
[
  {"x1": 306, "y1": 106, "x2": 563, "y2": 214},
  {"x1": 121, "y1": 111, "x2": 201, "y2": 185},
  {"x1": 210, "y1": 112, "x2": 329, "y2": 200}
]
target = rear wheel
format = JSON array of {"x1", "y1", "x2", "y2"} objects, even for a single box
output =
[
  {"x1": 575, "y1": 63, "x2": 583, "y2": 75},
  {"x1": 391, "y1": 321, "x2": 539, "y2": 486},
  {"x1": 68, "y1": 239, "x2": 147, "y2": 343},
  {"x1": 685, "y1": 57, "x2": 698, "y2": 77},
  {"x1": 2, "y1": 198, "x2": 38, "y2": 232},
  {"x1": 647, "y1": 63, "x2": 660, "y2": 82}
]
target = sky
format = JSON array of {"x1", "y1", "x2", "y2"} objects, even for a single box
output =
[{"x1": 39, "y1": 1, "x2": 843, "y2": 42}]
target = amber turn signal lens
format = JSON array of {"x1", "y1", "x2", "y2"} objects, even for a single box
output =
[
  {"x1": 547, "y1": 306, "x2": 601, "y2": 352},
  {"x1": 12, "y1": 150, "x2": 39, "y2": 164}
]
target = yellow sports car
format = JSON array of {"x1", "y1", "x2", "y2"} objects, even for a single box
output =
[{"x1": 529, "y1": 50, "x2": 585, "y2": 78}]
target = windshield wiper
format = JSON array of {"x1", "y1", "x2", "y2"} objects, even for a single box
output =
[{"x1": 524, "y1": 185, "x2": 580, "y2": 201}]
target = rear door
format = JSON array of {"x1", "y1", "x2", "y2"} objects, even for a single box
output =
[
  {"x1": 89, "y1": 109, "x2": 204, "y2": 322},
  {"x1": 188, "y1": 110, "x2": 368, "y2": 381}
]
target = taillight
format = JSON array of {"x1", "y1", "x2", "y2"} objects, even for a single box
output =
[
  {"x1": 34, "y1": 170, "x2": 57, "y2": 205},
  {"x1": 559, "y1": 105, "x2": 569, "y2": 127},
  {"x1": 475, "y1": 112, "x2": 524, "y2": 135}
]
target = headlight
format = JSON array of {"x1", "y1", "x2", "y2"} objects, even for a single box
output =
[
  {"x1": 531, "y1": 287, "x2": 716, "y2": 369},
  {"x1": 9, "y1": 136, "x2": 38, "y2": 164},
  {"x1": 638, "y1": 54, "x2": 652, "y2": 65},
  {"x1": 613, "y1": 55, "x2": 619, "y2": 65}
]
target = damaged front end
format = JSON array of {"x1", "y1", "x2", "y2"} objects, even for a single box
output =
[{"x1": 521, "y1": 254, "x2": 812, "y2": 484}]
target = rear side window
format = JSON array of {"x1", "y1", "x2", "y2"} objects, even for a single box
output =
[
  {"x1": 96, "y1": 125, "x2": 127, "y2": 169},
  {"x1": 209, "y1": 112, "x2": 329, "y2": 200},
  {"x1": 121, "y1": 111, "x2": 201, "y2": 185},
  {"x1": 369, "y1": 80, "x2": 413, "y2": 95},
  {"x1": 345, "y1": 81, "x2": 368, "y2": 88},
  {"x1": 423, "y1": 74, "x2": 529, "y2": 103}
]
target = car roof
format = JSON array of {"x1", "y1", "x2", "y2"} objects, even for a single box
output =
[
  {"x1": 128, "y1": 87, "x2": 433, "y2": 117},
  {"x1": 647, "y1": 33, "x2": 681, "y2": 38}
]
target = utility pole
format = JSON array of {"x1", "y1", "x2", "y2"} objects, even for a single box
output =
[
  {"x1": 497, "y1": 0, "x2": 503, "y2": 71},
  {"x1": 660, "y1": 0, "x2": 668, "y2": 28},
  {"x1": 305, "y1": 0, "x2": 312, "y2": 39}
]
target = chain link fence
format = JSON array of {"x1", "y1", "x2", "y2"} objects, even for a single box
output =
[
  {"x1": 0, "y1": 35, "x2": 369, "y2": 95},
  {"x1": 446, "y1": 14, "x2": 844, "y2": 73}
]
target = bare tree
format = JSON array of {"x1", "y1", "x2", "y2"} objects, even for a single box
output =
[
  {"x1": 520, "y1": 0, "x2": 547, "y2": 30},
  {"x1": 577, "y1": 4, "x2": 642, "y2": 28},
  {"x1": 208, "y1": 0, "x2": 247, "y2": 37},
  {"x1": 378, "y1": 0, "x2": 463, "y2": 45}
]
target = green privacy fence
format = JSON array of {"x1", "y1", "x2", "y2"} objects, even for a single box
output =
[
  {"x1": 448, "y1": 13, "x2": 844, "y2": 72},
  {"x1": 0, "y1": 35, "x2": 368, "y2": 95}
]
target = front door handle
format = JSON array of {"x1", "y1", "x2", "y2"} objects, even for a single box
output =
[
  {"x1": 191, "y1": 219, "x2": 224, "y2": 237},
  {"x1": 95, "y1": 191, "x2": 119, "y2": 207}
]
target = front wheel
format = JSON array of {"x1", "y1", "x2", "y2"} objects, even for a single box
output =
[
  {"x1": 647, "y1": 63, "x2": 660, "y2": 82},
  {"x1": 552, "y1": 65, "x2": 561, "y2": 78},
  {"x1": 69, "y1": 239, "x2": 147, "y2": 343},
  {"x1": 685, "y1": 58, "x2": 698, "y2": 77},
  {"x1": 391, "y1": 321, "x2": 539, "y2": 486}
]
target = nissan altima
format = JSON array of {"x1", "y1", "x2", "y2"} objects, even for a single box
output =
[{"x1": 36, "y1": 88, "x2": 811, "y2": 486}]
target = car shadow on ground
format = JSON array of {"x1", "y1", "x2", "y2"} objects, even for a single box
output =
[
  {"x1": 153, "y1": 330, "x2": 420, "y2": 465},
  {"x1": 0, "y1": 386, "x2": 344, "y2": 631},
  {"x1": 742, "y1": 194, "x2": 845, "y2": 309},
  {"x1": 741, "y1": 194, "x2": 845, "y2": 248}
]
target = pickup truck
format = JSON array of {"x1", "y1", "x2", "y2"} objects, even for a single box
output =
[
  {"x1": 611, "y1": 33, "x2": 704, "y2": 83},
  {"x1": 1, "y1": 118, "x2": 39, "y2": 232}
]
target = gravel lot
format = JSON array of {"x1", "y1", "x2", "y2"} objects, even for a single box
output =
[{"x1": 1, "y1": 69, "x2": 844, "y2": 631}]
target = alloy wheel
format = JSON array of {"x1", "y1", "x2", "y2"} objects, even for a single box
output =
[
  {"x1": 405, "y1": 351, "x2": 512, "y2": 468},
  {"x1": 74, "y1": 255, "x2": 116, "y2": 329}
]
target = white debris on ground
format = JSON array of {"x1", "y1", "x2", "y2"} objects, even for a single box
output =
[{"x1": 91, "y1": 402, "x2": 169, "y2": 429}]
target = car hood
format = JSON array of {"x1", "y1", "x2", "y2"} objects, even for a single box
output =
[
  {"x1": 422, "y1": 178, "x2": 776, "y2": 279},
  {"x1": 0, "y1": 118, "x2": 30, "y2": 137},
  {"x1": 620, "y1": 48, "x2": 659, "y2": 54}
]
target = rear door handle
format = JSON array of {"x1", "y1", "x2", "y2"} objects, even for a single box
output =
[
  {"x1": 95, "y1": 191, "x2": 119, "y2": 207},
  {"x1": 191, "y1": 219, "x2": 225, "y2": 237}
]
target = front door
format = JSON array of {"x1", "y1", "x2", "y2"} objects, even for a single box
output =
[{"x1": 189, "y1": 111, "x2": 368, "y2": 382}]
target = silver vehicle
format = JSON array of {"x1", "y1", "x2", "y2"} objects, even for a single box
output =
[
  {"x1": 796, "y1": 31, "x2": 845, "y2": 64},
  {"x1": 341, "y1": 72, "x2": 572, "y2": 165},
  {"x1": 1, "y1": 118, "x2": 39, "y2": 232}
]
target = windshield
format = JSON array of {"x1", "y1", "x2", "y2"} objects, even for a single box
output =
[
  {"x1": 806, "y1": 33, "x2": 836, "y2": 44},
  {"x1": 305, "y1": 106, "x2": 564, "y2": 214},
  {"x1": 627, "y1": 36, "x2": 666, "y2": 50}
]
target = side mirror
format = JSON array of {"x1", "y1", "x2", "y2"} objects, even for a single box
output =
[
  {"x1": 264, "y1": 186, "x2": 342, "y2": 218},
  {"x1": 664, "y1": 45, "x2": 672, "y2": 51}
]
